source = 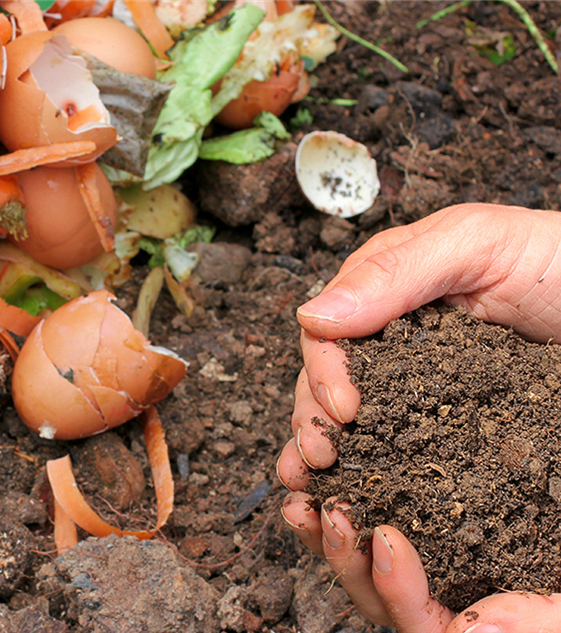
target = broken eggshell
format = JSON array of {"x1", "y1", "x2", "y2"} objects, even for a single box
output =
[
  {"x1": 0, "y1": 32, "x2": 118, "y2": 165},
  {"x1": 295, "y1": 131, "x2": 380, "y2": 218},
  {"x1": 12, "y1": 289, "x2": 188, "y2": 440}
]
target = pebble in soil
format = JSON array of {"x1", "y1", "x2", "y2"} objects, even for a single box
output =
[{"x1": 306, "y1": 303, "x2": 561, "y2": 612}]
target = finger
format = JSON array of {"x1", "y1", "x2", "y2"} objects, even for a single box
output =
[
  {"x1": 292, "y1": 368, "x2": 342, "y2": 469},
  {"x1": 447, "y1": 592, "x2": 561, "y2": 633},
  {"x1": 281, "y1": 491, "x2": 323, "y2": 557},
  {"x1": 277, "y1": 437, "x2": 310, "y2": 491},
  {"x1": 300, "y1": 332, "x2": 361, "y2": 424},
  {"x1": 321, "y1": 206, "x2": 454, "y2": 292},
  {"x1": 321, "y1": 503, "x2": 392, "y2": 626},
  {"x1": 372, "y1": 525, "x2": 455, "y2": 632},
  {"x1": 298, "y1": 204, "x2": 513, "y2": 339}
]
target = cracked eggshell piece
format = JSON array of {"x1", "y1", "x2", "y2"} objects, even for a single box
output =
[
  {"x1": 0, "y1": 32, "x2": 117, "y2": 165},
  {"x1": 295, "y1": 131, "x2": 380, "y2": 218},
  {"x1": 12, "y1": 290, "x2": 188, "y2": 440}
]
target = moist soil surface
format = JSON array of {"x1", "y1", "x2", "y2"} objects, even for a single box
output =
[
  {"x1": 2, "y1": 2, "x2": 561, "y2": 632},
  {"x1": 307, "y1": 304, "x2": 561, "y2": 612}
]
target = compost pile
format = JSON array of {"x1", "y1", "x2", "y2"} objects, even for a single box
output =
[
  {"x1": 2, "y1": 2, "x2": 561, "y2": 632},
  {"x1": 307, "y1": 304, "x2": 561, "y2": 611}
]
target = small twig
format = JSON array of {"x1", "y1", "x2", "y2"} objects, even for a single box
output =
[
  {"x1": 313, "y1": 0, "x2": 408, "y2": 74},
  {"x1": 498, "y1": 0, "x2": 558, "y2": 74},
  {"x1": 416, "y1": 0, "x2": 471, "y2": 29}
]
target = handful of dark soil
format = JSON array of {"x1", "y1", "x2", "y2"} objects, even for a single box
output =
[{"x1": 306, "y1": 304, "x2": 561, "y2": 612}]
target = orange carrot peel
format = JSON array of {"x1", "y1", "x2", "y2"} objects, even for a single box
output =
[
  {"x1": 0, "y1": 1, "x2": 48, "y2": 34},
  {"x1": 47, "y1": 406, "x2": 174, "y2": 555},
  {"x1": 75, "y1": 162, "x2": 115, "y2": 253},
  {"x1": 0, "y1": 141, "x2": 97, "y2": 176},
  {"x1": 123, "y1": 0, "x2": 174, "y2": 60},
  {"x1": 0, "y1": 296, "x2": 41, "y2": 337},
  {"x1": 0, "y1": 327, "x2": 20, "y2": 361}
]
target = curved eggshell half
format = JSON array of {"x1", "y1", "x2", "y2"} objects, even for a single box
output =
[
  {"x1": 0, "y1": 32, "x2": 117, "y2": 164},
  {"x1": 12, "y1": 289, "x2": 187, "y2": 440},
  {"x1": 12, "y1": 321, "x2": 106, "y2": 440}
]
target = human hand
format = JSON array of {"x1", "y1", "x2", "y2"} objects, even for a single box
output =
[
  {"x1": 281, "y1": 495, "x2": 561, "y2": 632},
  {"x1": 278, "y1": 202, "x2": 561, "y2": 628},
  {"x1": 279, "y1": 202, "x2": 561, "y2": 485}
]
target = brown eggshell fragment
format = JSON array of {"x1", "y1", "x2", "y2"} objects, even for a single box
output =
[
  {"x1": 52, "y1": 17, "x2": 157, "y2": 78},
  {"x1": 11, "y1": 164, "x2": 117, "y2": 270},
  {"x1": 12, "y1": 290, "x2": 188, "y2": 440},
  {"x1": 12, "y1": 321, "x2": 106, "y2": 440},
  {"x1": 40, "y1": 291, "x2": 106, "y2": 369},
  {"x1": 0, "y1": 32, "x2": 117, "y2": 164},
  {"x1": 88, "y1": 385, "x2": 141, "y2": 429},
  {"x1": 143, "y1": 345, "x2": 193, "y2": 399}
]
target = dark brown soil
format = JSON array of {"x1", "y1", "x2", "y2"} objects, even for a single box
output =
[
  {"x1": 307, "y1": 304, "x2": 561, "y2": 612},
  {"x1": 2, "y1": 2, "x2": 561, "y2": 631}
]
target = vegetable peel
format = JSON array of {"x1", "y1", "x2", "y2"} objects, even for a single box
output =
[{"x1": 47, "y1": 406, "x2": 174, "y2": 555}]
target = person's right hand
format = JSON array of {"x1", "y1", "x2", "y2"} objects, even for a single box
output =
[
  {"x1": 279, "y1": 203, "x2": 561, "y2": 490},
  {"x1": 277, "y1": 203, "x2": 561, "y2": 631}
]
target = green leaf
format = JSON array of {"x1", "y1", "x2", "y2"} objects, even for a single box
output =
[
  {"x1": 12, "y1": 285, "x2": 66, "y2": 317},
  {"x1": 143, "y1": 4, "x2": 265, "y2": 190},
  {"x1": 474, "y1": 34, "x2": 516, "y2": 66},
  {"x1": 34, "y1": 0, "x2": 56, "y2": 10},
  {"x1": 199, "y1": 112, "x2": 289, "y2": 164}
]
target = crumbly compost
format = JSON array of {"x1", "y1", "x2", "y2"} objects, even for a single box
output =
[{"x1": 306, "y1": 303, "x2": 561, "y2": 611}]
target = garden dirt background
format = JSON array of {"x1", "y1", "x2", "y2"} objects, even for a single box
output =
[{"x1": 2, "y1": 2, "x2": 561, "y2": 632}]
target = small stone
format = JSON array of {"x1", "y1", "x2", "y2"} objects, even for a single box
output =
[{"x1": 0, "y1": 520, "x2": 35, "y2": 599}]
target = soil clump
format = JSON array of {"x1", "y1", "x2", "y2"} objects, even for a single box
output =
[{"x1": 307, "y1": 304, "x2": 561, "y2": 611}]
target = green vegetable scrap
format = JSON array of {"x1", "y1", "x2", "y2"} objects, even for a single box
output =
[
  {"x1": 199, "y1": 112, "x2": 290, "y2": 164},
  {"x1": 143, "y1": 4, "x2": 266, "y2": 190}
]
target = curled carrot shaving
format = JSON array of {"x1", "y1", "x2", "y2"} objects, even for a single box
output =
[
  {"x1": 0, "y1": 327, "x2": 20, "y2": 362},
  {"x1": 0, "y1": 14, "x2": 13, "y2": 46},
  {"x1": 123, "y1": 0, "x2": 174, "y2": 60},
  {"x1": 53, "y1": 498, "x2": 78, "y2": 556},
  {"x1": 0, "y1": 296, "x2": 41, "y2": 337},
  {"x1": 47, "y1": 406, "x2": 174, "y2": 549},
  {"x1": 0, "y1": 1, "x2": 47, "y2": 34},
  {"x1": 0, "y1": 141, "x2": 97, "y2": 177},
  {"x1": 75, "y1": 163, "x2": 115, "y2": 253}
]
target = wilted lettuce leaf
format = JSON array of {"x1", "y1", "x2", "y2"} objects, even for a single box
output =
[
  {"x1": 143, "y1": 4, "x2": 266, "y2": 190},
  {"x1": 199, "y1": 112, "x2": 290, "y2": 164}
]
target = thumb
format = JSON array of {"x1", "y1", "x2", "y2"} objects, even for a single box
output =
[
  {"x1": 447, "y1": 592, "x2": 561, "y2": 633},
  {"x1": 296, "y1": 203, "x2": 525, "y2": 339}
]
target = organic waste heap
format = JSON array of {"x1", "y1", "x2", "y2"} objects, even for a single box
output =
[{"x1": 306, "y1": 303, "x2": 561, "y2": 611}]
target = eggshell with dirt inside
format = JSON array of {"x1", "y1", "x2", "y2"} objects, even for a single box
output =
[{"x1": 295, "y1": 130, "x2": 380, "y2": 218}]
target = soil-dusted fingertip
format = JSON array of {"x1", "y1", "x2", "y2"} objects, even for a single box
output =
[
  {"x1": 321, "y1": 506, "x2": 346, "y2": 550},
  {"x1": 277, "y1": 437, "x2": 310, "y2": 491}
]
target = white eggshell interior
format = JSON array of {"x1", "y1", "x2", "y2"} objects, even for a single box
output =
[{"x1": 296, "y1": 131, "x2": 380, "y2": 218}]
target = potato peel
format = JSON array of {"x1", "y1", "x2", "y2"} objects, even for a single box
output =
[{"x1": 47, "y1": 406, "x2": 174, "y2": 555}]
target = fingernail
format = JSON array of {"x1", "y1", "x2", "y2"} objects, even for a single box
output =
[
  {"x1": 317, "y1": 382, "x2": 344, "y2": 424},
  {"x1": 281, "y1": 505, "x2": 311, "y2": 538},
  {"x1": 298, "y1": 287, "x2": 357, "y2": 322},
  {"x1": 464, "y1": 625, "x2": 502, "y2": 633},
  {"x1": 322, "y1": 507, "x2": 345, "y2": 550},
  {"x1": 296, "y1": 427, "x2": 315, "y2": 469},
  {"x1": 276, "y1": 456, "x2": 290, "y2": 489},
  {"x1": 372, "y1": 527, "x2": 394, "y2": 575}
]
